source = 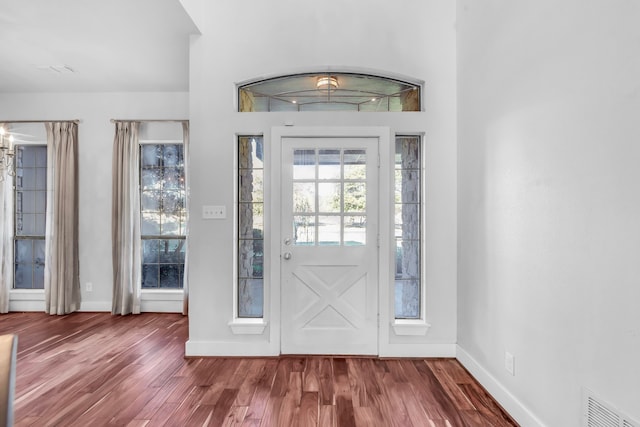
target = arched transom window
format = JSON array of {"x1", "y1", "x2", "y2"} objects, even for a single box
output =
[{"x1": 239, "y1": 72, "x2": 420, "y2": 112}]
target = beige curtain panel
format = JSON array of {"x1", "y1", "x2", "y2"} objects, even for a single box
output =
[
  {"x1": 0, "y1": 123, "x2": 14, "y2": 314},
  {"x1": 44, "y1": 122, "x2": 81, "y2": 315},
  {"x1": 111, "y1": 122, "x2": 141, "y2": 315}
]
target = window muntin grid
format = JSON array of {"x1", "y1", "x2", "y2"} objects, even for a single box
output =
[
  {"x1": 140, "y1": 143, "x2": 186, "y2": 289},
  {"x1": 238, "y1": 136, "x2": 264, "y2": 317},
  {"x1": 292, "y1": 148, "x2": 367, "y2": 246},
  {"x1": 14, "y1": 145, "x2": 47, "y2": 289},
  {"x1": 394, "y1": 136, "x2": 422, "y2": 319}
]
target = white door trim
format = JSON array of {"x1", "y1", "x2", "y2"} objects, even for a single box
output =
[{"x1": 270, "y1": 126, "x2": 391, "y2": 356}]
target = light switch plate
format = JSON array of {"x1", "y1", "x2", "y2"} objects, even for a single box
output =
[
  {"x1": 505, "y1": 351, "x2": 515, "y2": 376},
  {"x1": 203, "y1": 205, "x2": 226, "y2": 219}
]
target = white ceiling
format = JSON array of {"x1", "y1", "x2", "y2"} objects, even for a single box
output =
[{"x1": 0, "y1": 0, "x2": 198, "y2": 93}]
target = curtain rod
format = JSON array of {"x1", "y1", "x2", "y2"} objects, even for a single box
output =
[
  {"x1": 110, "y1": 119, "x2": 188, "y2": 123},
  {"x1": 1, "y1": 119, "x2": 80, "y2": 124}
]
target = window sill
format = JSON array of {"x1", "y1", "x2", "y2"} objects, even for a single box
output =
[
  {"x1": 391, "y1": 319, "x2": 431, "y2": 336},
  {"x1": 140, "y1": 289, "x2": 184, "y2": 300},
  {"x1": 229, "y1": 318, "x2": 268, "y2": 335}
]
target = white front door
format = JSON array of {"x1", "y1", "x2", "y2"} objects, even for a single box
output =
[{"x1": 280, "y1": 136, "x2": 379, "y2": 355}]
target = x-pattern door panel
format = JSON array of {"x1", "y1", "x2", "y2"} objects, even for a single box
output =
[
  {"x1": 292, "y1": 264, "x2": 366, "y2": 329},
  {"x1": 281, "y1": 136, "x2": 378, "y2": 355}
]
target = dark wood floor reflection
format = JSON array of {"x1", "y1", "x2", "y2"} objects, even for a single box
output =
[{"x1": 1, "y1": 312, "x2": 517, "y2": 426}]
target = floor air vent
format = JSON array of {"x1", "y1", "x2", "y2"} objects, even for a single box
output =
[{"x1": 583, "y1": 388, "x2": 638, "y2": 427}]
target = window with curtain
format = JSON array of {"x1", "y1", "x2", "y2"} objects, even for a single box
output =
[
  {"x1": 394, "y1": 135, "x2": 422, "y2": 319},
  {"x1": 13, "y1": 145, "x2": 47, "y2": 289},
  {"x1": 139, "y1": 139, "x2": 186, "y2": 289},
  {"x1": 238, "y1": 136, "x2": 264, "y2": 317}
]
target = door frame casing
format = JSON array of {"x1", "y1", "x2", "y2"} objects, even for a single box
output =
[{"x1": 270, "y1": 126, "x2": 392, "y2": 355}]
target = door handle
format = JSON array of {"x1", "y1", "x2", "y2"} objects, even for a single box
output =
[{"x1": 283, "y1": 252, "x2": 292, "y2": 260}]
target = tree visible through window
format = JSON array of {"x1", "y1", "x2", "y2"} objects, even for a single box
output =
[
  {"x1": 291, "y1": 148, "x2": 367, "y2": 246},
  {"x1": 140, "y1": 144, "x2": 186, "y2": 288}
]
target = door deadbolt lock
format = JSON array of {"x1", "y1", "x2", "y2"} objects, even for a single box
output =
[{"x1": 283, "y1": 252, "x2": 292, "y2": 260}]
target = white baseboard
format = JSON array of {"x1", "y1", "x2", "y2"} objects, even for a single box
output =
[
  {"x1": 78, "y1": 301, "x2": 111, "y2": 312},
  {"x1": 185, "y1": 340, "x2": 456, "y2": 358},
  {"x1": 185, "y1": 340, "x2": 280, "y2": 357},
  {"x1": 9, "y1": 298, "x2": 180, "y2": 313},
  {"x1": 379, "y1": 342, "x2": 457, "y2": 358},
  {"x1": 456, "y1": 345, "x2": 546, "y2": 427},
  {"x1": 8, "y1": 299, "x2": 44, "y2": 312}
]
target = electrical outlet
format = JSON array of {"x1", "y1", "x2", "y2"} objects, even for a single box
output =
[
  {"x1": 202, "y1": 205, "x2": 226, "y2": 219},
  {"x1": 505, "y1": 351, "x2": 515, "y2": 376},
  {"x1": 86, "y1": 282, "x2": 93, "y2": 292}
]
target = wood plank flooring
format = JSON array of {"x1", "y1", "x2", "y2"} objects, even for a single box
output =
[{"x1": 0, "y1": 312, "x2": 518, "y2": 426}]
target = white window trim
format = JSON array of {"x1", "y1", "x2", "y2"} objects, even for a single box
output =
[
  {"x1": 228, "y1": 317, "x2": 268, "y2": 335},
  {"x1": 138, "y1": 137, "x2": 187, "y2": 293},
  {"x1": 392, "y1": 319, "x2": 431, "y2": 336},
  {"x1": 392, "y1": 133, "x2": 430, "y2": 336},
  {"x1": 11, "y1": 138, "x2": 48, "y2": 296},
  {"x1": 230, "y1": 134, "x2": 269, "y2": 335}
]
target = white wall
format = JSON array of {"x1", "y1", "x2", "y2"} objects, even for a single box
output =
[
  {"x1": 186, "y1": 0, "x2": 458, "y2": 356},
  {"x1": 0, "y1": 92, "x2": 188, "y2": 312},
  {"x1": 457, "y1": 1, "x2": 640, "y2": 425}
]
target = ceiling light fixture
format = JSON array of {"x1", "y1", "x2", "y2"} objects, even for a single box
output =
[
  {"x1": 0, "y1": 126, "x2": 15, "y2": 182},
  {"x1": 316, "y1": 76, "x2": 339, "y2": 92}
]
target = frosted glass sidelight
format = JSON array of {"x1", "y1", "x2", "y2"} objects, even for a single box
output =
[
  {"x1": 394, "y1": 136, "x2": 421, "y2": 319},
  {"x1": 238, "y1": 136, "x2": 265, "y2": 317},
  {"x1": 238, "y1": 279, "x2": 264, "y2": 318},
  {"x1": 395, "y1": 280, "x2": 420, "y2": 318}
]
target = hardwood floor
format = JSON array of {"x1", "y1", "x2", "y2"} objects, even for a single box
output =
[{"x1": 0, "y1": 312, "x2": 518, "y2": 426}]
